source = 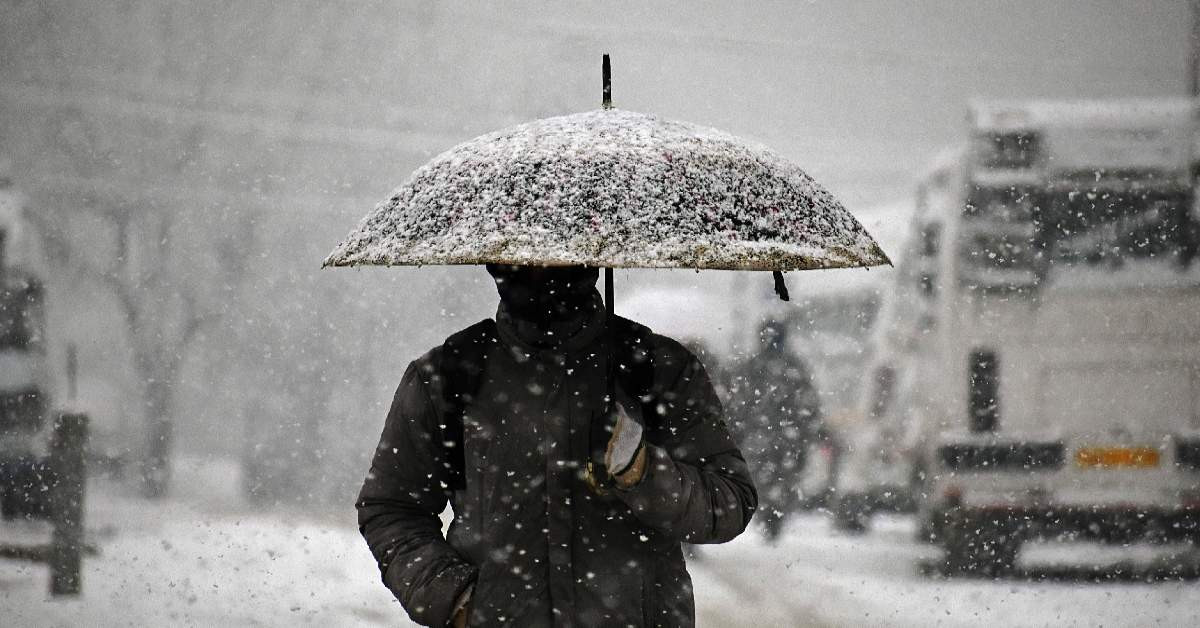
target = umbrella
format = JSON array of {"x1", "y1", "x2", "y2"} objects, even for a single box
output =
[
  {"x1": 324, "y1": 55, "x2": 889, "y2": 490},
  {"x1": 323, "y1": 60, "x2": 889, "y2": 283}
]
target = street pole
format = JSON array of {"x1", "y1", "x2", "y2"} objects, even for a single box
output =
[
  {"x1": 1191, "y1": 0, "x2": 1200, "y2": 97},
  {"x1": 49, "y1": 412, "x2": 88, "y2": 595}
]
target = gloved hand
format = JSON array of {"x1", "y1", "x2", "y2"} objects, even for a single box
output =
[
  {"x1": 605, "y1": 402, "x2": 647, "y2": 486},
  {"x1": 449, "y1": 584, "x2": 472, "y2": 628}
]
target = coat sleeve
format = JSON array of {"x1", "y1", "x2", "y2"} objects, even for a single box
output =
[
  {"x1": 356, "y1": 361, "x2": 477, "y2": 627},
  {"x1": 614, "y1": 352, "x2": 758, "y2": 544}
]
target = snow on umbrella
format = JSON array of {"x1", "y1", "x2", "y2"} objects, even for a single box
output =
[{"x1": 323, "y1": 107, "x2": 888, "y2": 276}]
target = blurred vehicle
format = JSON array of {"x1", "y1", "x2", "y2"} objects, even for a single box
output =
[
  {"x1": 834, "y1": 98, "x2": 1200, "y2": 574},
  {"x1": 833, "y1": 148, "x2": 960, "y2": 532},
  {"x1": 832, "y1": 350, "x2": 919, "y2": 532},
  {"x1": 0, "y1": 177, "x2": 51, "y2": 518}
]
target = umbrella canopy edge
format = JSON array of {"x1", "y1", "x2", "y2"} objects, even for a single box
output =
[{"x1": 323, "y1": 109, "x2": 892, "y2": 272}]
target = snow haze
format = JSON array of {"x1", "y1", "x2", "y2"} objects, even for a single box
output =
[{"x1": 2, "y1": 2, "x2": 1198, "y2": 627}]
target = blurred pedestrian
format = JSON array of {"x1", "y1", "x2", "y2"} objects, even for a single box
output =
[{"x1": 727, "y1": 319, "x2": 822, "y2": 543}]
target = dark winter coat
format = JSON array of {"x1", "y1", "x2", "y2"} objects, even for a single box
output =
[{"x1": 357, "y1": 304, "x2": 757, "y2": 627}]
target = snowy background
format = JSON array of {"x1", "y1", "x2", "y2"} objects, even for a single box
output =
[{"x1": 2, "y1": 1, "x2": 1198, "y2": 626}]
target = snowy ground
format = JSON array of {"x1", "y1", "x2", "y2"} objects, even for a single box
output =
[
  {"x1": 3, "y1": 459, "x2": 1199, "y2": 627},
  {"x1": 0, "y1": 458, "x2": 404, "y2": 627},
  {"x1": 696, "y1": 515, "x2": 1200, "y2": 627}
]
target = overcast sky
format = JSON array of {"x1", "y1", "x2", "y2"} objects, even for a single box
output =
[{"x1": 2, "y1": 1, "x2": 1191, "y2": 209}]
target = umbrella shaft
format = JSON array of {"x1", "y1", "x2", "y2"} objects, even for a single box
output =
[{"x1": 605, "y1": 267, "x2": 615, "y2": 411}]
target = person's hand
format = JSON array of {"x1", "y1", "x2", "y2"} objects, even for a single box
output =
[
  {"x1": 449, "y1": 584, "x2": 472, "y2": 628},
  {"x1": 605, "y1": 402, "x2": 647, "y2": 487}
]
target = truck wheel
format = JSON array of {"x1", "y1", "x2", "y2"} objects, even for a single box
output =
[
  {"x1": 942, "y1": 510, "x2": 1019, "y2": 577},
  {"x1": 833, "y1": 493, "x2": 870, "y2": 533}
]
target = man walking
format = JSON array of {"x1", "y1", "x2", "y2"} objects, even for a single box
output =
[
  {"x1": 357, "y1": 265, "x2": 757, "y2": 627},
  {"x1": 727, "y1": 320, "x2": 822, "y2": 543}
]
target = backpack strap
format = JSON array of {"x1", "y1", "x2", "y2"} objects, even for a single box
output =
[{"x1": 437, "y1": 318, "x2": 497, "y2": 492}]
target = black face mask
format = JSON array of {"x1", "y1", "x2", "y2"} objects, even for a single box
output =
[{"x1": 486, "y1": 264, "x2": 600, "y2": 323}]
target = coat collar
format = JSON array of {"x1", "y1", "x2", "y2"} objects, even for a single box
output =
[{"x1": 494, "y1": 290, "x2": 607, "y2": 356}]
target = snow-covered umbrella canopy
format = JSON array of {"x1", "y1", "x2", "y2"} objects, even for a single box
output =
[{"x1": 323, "y1": 108, "x2": 889, "y2": 272}]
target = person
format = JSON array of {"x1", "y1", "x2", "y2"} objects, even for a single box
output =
[
  {"x1": 356, "y1": 265, "x2": 757, "y2": 628},
  {"x1": 726, "y1": 319, "x2": 822, "y2": 543}
]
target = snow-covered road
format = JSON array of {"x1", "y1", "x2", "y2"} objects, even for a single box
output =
[
  {"x1": 3, "y1": 464, "x2": 1198, "y2": 627},
  {"x1": 692, "y1": 515, "x2": 1200, "y2": 627}
]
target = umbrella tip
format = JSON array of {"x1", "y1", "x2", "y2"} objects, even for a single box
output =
[{"x1": 602, "y1": 54, "x2": 612, "y2": 109}]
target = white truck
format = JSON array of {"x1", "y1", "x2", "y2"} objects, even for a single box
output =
[
  {"x1": 834, "y1": 98, "x2": 1200, "y2": 574},
  {"x1": 0, "y1": 174, "x2": 52, "y2": 518}
]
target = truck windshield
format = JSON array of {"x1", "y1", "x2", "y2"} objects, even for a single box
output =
[
  {"x1": 960, "y1": 184, "x2": 1198, "y2": 282},
  {"x1": 959, "y1": 186, "x2": 1041, "y2": 283},
  {"x1": 964, "y1": 185, "x2": 1038, "y2": 223},
  {"x1": 1040, "y1": 187, "x2": 1197, "y2": 267}
]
